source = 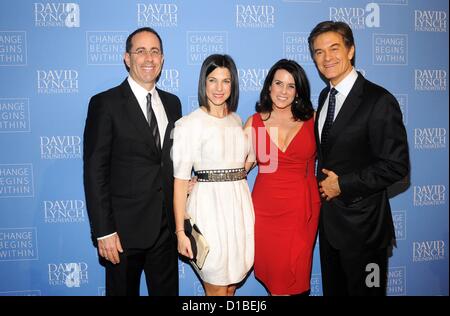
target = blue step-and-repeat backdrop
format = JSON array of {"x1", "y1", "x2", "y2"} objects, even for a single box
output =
[{"x1": 0, "y1": 0, "x2": 448, "y2": 296}]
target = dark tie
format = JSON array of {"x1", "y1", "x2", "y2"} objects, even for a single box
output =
[
  {"x1": 321, "y1": 87, "x2": 338, "y2": 148},
  {"x1": 146, "y1": 93, "x2": 161, "y2": 151}
]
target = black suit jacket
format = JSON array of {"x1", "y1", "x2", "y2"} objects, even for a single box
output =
[
  {"x1": 315, "y1": 73, "x2": 409, "y2": 250},
  {"x1": 83, "y1": 79, "x2": 182, "y2": 249}
]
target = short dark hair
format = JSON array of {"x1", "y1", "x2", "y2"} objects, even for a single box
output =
[
  {"x1": 198, "y1": 54, "x2": 239, "y2": 113},
  {"x1": 125, "y1": 27, "x2": 164, "y2": 55},
  {"x1": 256, "y1": 59, "x2": 313, "y2": 122},
  {"x1": 308, "y1": 21, "x2": 355, "y2": 66}
]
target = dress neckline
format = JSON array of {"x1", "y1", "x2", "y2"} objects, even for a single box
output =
[
  {"x1": 199, "y1": 107, "x2": 229, "y2": 120},
  {"x1": 257, "y1": 113, "x2": 305, "y2": 154}
]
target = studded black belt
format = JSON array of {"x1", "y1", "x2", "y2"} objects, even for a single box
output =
[{"x1": 194, "y1": 168, "x2": 247, "y2": 182}]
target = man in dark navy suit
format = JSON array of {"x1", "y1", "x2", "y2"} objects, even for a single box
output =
[
  {"x1": 83, "y1": 27, "x2": 181, "y2": 296},
  {"x1": 308, "y1": 21, "x2": 409, "y2": 296}
]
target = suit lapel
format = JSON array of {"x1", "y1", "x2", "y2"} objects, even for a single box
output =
[
  {"x1": 324, "y1": 74, "x2": 364, "y2": 152},
  {"x1": 157, "y1": 88, "x2": 175, "y2": 155},
  {"x1": 119, "y1": 80, "x2": 156, "y2": 150}
]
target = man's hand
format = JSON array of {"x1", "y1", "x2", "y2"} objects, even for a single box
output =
[
  {"x1": 98, "y1": 234, "x2": 123, "y2": 264},
  {"x1": 319, "y1": 169, "x2": 341, "y2": 201}
]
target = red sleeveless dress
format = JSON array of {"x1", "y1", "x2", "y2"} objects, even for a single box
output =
[{"x1": 251, "y1": 113, "x2": 320, "y2": 294}]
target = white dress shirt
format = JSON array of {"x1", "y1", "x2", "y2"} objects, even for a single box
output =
[
  {"x1": 318, "y1": 68, "x2": 358, "y2": 142},
  {"x1": 127, "y1": 76, "x2": 168, "y2": 147}
]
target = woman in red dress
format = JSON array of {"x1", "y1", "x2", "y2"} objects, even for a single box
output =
[{"x1": 244, "y1": 59, "x2": 320, "y2": 295}]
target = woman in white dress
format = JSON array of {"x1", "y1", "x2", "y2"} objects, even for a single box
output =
[{"x1": 172, "y1": 54, "x2": 255, "y2": 296}]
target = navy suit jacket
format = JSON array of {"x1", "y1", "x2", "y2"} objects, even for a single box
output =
[{"x1": 315, "y1": 73, "x2": 409, "y2": 250}]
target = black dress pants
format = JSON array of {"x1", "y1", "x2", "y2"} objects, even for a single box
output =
[
  {"x1": 319, "y1": 228, "x2": 388, "y2": 296},
  {"x1": 105, "y1": 210, "x2": 178, "y2": 296}
]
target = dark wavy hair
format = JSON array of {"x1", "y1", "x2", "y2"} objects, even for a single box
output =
[
  {"x1": 308, "y1": 21, "x2": 355, "y2": 66},
  {"x1": 198, "y1": 54, "x2": 239, "y2": 112},
  {"x1": 255, "y1": 59, "x2": 313, "y2": 121}
]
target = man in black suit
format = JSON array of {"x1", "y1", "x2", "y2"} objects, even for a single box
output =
[
  {"x1": 308, "y1": 21, "x2": 409, "y2": 296},
  {"x1": 83, "y1": 27, "x2": 181, "y2": 296}
]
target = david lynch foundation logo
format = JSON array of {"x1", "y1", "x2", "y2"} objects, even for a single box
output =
[
  {"x1": 37, "y1": 69, "x2": 79, "y2": 94},
  {"x1": 158, "y1": 69, "x2": 179, "y2": 93},
  {"x1": 34, "y1": 2, "x2": 80, "y2": 28},
  {"x1": 310, "y1": 274, "x2": 322, "y2": 296},
  {"x1": 413, "y1": 184, "x2": 446, "y2": 207},
  {"x1": 0, "y1": 31, "x2": 27, "y2": 66},
  {"x1": 330, "y1": 3, "x2": 380, "y2": 29},
  {"x1": 373, "y1": 34, "x2": 407, "y2": 65},
  {"x1": 43, "y1": 199, "x2": 86, "y2": 224},
  {"x1": 414, "y1": 128, "x2": 446, "y2": 150},
  {"x1": 283, "y1": 32, "x2": 314, "y2": 64},
  {"x1": 238, "y1": 68, "x2": 269, "y2": 92},
  {"x1": 40, "y1": 136, "x2": 82, "y2": 159},
  {"x1": 392, "y1": 210, "x2": 406, "y2": 241},
  {"x1": 387, "y1": 266, "x2": 406, "y2": 296},
  {"x1": 137, "y1": 3, "x2": 178, "y2": 27},
  {"x1": 415, "y1": 69, "x2": 447, "y2": 91},
  {"x1": 48, "y1": 262, "x2": 88, "y2": 287},
  {"x1": 86, "y1": 31, "x2": 128, "y2": 65},
  {"x1": 0, "y1": 98, "x2": 30, "y2": 133},
  {"x1": 0, "y1": 227, "x2": 38, "y2": 261},
  {"x1": 187, "y1": 96, "x2": 199, "y2": 114},
  {"x1": 0, "y1": 164, "x2": 34, "y2": 198},
  {"x1": 186, "y1": 31, "x2": 228, "y2": 65},
  {"x1": 236, "y1": 4, "x2": 275, "y2": 28},
  {"x1": 415, "y1": 10, "x2": 447, "y2": 32},
  {"x1": 178, "y1": 261, "x2": 186, "y2": 279},
  {"x1": 413, "y1": 240, "x2": 445, "y2": 262}
]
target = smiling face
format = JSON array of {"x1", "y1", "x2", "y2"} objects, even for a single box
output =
[
  {"x1": 269, "y1": 69, "x2": 296, "y2": 110},
  {"x1": 124, "y1": 31, "x2": 164, "y2": 90},
  {"x1": 312, "y1": 31, "x2": 355, "y2": 86},
  {"x1": 205, "y1": 67, "x2": 232, "y2": 108}
]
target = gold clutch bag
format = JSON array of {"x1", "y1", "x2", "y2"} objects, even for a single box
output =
[{"x1": 184, "y1": 218, "x2": 210, "y2": 270}]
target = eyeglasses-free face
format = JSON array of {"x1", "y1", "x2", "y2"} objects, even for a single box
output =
[
  {"x1": 312, "y1": 31, "x2": 354, "y2": 87},
  {"x1": 205, "y1": 67, "x2": 232, "y2": 109},
  {"x1": 269, "y1": 69, "x2": 297, "y2": 110}
]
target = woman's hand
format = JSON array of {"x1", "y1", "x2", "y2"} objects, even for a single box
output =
[
  {"x1": 176, "y1": 231, "x2": 194, "y2": 259},
  {"x1": 187, "y1": 176, "x2": 197, "y2": 195}
]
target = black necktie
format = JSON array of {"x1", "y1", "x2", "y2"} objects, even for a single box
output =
[
  {"x1": 146, "y1": 93, "x2": 161, "y2": 151},
  {"x1": 321, "y1": 87, "x2": 338, "y2": 148}
]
